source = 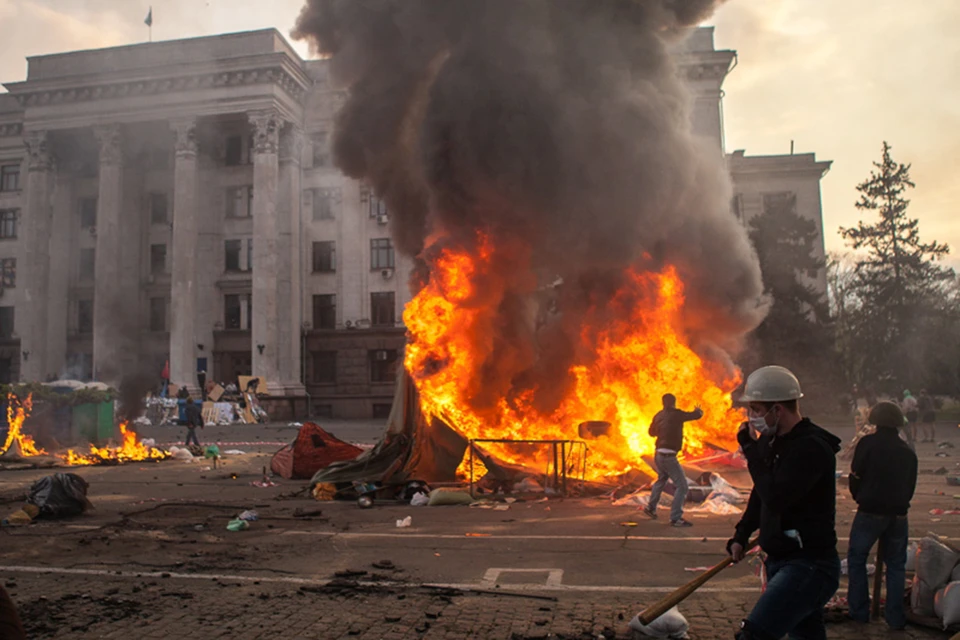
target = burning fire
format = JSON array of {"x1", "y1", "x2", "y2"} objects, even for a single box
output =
[
  {"x1": 2, "y1": 393, "x2": 46, "y2": 457},
  {"x1": 404, "y1": 238, "x2": 743, "y2": 481},
  {"x1": 61, "y1": 421, "x2": 168, "y2": 465}
]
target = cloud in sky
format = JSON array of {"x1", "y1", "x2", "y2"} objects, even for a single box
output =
[{"x1": 0, "y1": 0, "x2": 956, "y2": 266}]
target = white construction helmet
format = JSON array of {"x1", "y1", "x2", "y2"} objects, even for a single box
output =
[{"x1": 739, "y1": 365, "x2": 804, "y2": 403}]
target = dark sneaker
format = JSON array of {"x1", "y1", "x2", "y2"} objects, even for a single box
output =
[
  {"x1": 642, "y1": 507, "x2": 657, "y2": 520},
  {"x1": 671, "y1": 518, "x2": 693, "y2": 528}
]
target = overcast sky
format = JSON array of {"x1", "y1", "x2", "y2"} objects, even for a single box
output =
[{"x1": 0, "y1": 0, "x2": 957, "y2": 268}]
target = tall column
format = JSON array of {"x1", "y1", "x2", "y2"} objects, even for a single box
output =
[
  {"x1": 16, "y1": 132, "x2": 54, "y2": 381},
  {"x1": 92, "y1": 124, "x2": 124, "y2": 384},
  {"x1": 168, "y1": 118, "x2": 199, "y2": 394},
  {"x1": 248, "y1": 110, "x2": 281, "y2": 392},
  {"x1": 277, "y1": 124, "x2": 305, "y2": 395},
  {"x1": 46, "y1": 168, "x2": 73, "y2": 378}
]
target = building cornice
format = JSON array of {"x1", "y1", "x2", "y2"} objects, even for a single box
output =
[{"x1": 4, "y1": 58, "x2": 310, "y2": 110}]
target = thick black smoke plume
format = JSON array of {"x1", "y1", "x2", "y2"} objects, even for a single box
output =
[{"x1": 293, "y1": 0, "x2": 766, "y2": 412}]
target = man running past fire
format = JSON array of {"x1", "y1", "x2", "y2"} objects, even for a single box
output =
[
  {"x1": 643, "y1": 393, "x2": 703, "y2": 527},
  {"x1": 726, "y1": 366, "x2": 841, "y2": 640}
]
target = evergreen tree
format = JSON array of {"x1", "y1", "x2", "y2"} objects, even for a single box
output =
[{"x1": 839, "y1": 141, "x2": 954, "y2": 388}]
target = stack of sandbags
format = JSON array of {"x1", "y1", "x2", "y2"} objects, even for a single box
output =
[
  {"x1": 912, "y1": 535, "x2": 960, "y2": 617},
  {"x1": 935, "y1": 583, "x2": 960, "y2": 629}
]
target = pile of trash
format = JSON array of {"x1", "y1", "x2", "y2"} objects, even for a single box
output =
[
  {"x1": 2, "y1": 473, "x2": 93, "y2": 526},
  {"x1": 612, "y1": 472, "x2": 745, "y2": 516},
  {"x1": 910, "y1": 534, "x2": 960, "y2": 629}
]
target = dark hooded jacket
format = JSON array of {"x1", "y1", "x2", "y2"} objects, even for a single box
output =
[{"x1": 728, "y1": 418, "x2": 841, "y2": 561}]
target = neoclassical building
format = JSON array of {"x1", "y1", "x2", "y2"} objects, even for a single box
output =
[{"x1": 0, "y1": 27, "x2": 830, "y2": 418}]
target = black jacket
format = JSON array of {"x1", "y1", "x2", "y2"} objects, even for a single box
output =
[
  {"x1": 729, "y1": 418, "x2": 841, "y2": 561},
  {"x1": 850, "y1": 427, "x2": 917, "y2": 516},
  {"x1": 649, "y1": 407, "x2": 703, "y2": 452},
  {"x1": 185, "y1": 402, "x2": 203, "y2": 429}
]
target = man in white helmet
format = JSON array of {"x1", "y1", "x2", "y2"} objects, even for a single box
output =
[{"x1": 726, "y1": 365, "x2": 842, "y2": 640}]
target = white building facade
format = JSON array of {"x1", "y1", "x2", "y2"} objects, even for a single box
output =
[{"x1": 0, "y1": 27, "x2": 830, "y2": 418}]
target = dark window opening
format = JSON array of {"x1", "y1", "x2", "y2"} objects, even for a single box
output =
[
  {"x1": 225, "y1": 186, "x2": 253, "y2": 218},
  {"x1": 225, "y1": 239, "x2": 242, "y2": 272},
  {"x1": 0, "y1": 209, "x2": 17, "y2": 239},
  {"x1": 247, "y1": 239, "x2": 253, "y2": 271},
  {"x1": 370, "y1": 238, "x2": 394, "y2": 270},
  {"x1": 369, "y1": 349, "x2": 399, "y2": 384},
  {"x1": 77, "y1": 300, "x2": 93, "y2": 334},
  {"x1": 312, "y1": 190, "x2": 334, "y2": 220},
  {"x1": 312, "y1": 350, "x2": 336, "y2": 384},
  {"x1": 370, "y1": 291, "x2": 395, "y2": 327},
  {"x1": 0, "y1": 165, "x2": 20, "y2": 192},
  {"x1": 149, "y1": 297, "x2": 166, "y2": 332},
  {"x1": 225, "y1": 135, "x2": 244, "y2": 166},
  {"x1": 368, "y1": 195, "x2": 387, "y2": 219},
  {"x1": 150, "y1": 244, "x2": 166, "y2": 275},
  {"x1": 79, "y1": 197, "x2": 98, "y2": 229},
  {"x1": 150, "y1": 192, "x2": 168, "y2": 224},
  {"x1": 79, "y1": 248, "x2": 95, "y2": 280},
  {"x1": 0, "y1": 258, "x2": 15, "y2": 288},
  {"x1": 224, "y1": 294, "x2": 242, "y2": 330},
  {"x1": 0, "y1": 307, "x2": 14, "y2": 339},
  {"x1": 312, "y1": 241, "x2": 336, "y2": 273},
  {"x1": 312, "y1": 133, "x2": 330, "y2": 167},
  {"x1": 312, "y1": 294, "x2": 336, "y2": 330}
]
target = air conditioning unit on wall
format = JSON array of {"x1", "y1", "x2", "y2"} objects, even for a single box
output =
[
  {"x1": 381, "y1": 268, "x2": 394, "y2": 279},
  {"x1": 377, "y1": 214, "x2": 389, "y2": 225}
]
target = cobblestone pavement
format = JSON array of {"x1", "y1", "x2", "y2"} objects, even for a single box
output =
[{"x1": 4, "y1": 570, "x2": 951, "y2": 639}]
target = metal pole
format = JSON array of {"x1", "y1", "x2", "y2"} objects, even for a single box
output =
[
  {"x1": 561, "y1": 441, "x2": 567, "y2": 496},
  {"x1": 469, "y1": 440, "x2": 474, "y2": 498}
]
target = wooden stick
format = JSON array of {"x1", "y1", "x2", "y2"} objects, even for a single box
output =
[
  {"x1": 638, "y1": 537, "x2": 759, "y2": 625},
  {"x1": 872, "y1": 539, "x2": 885, "y2": 621}
]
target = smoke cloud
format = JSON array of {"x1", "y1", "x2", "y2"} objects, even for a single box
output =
[{"x1": 293, "y1": 0, "x2": 766, "y2": 412}]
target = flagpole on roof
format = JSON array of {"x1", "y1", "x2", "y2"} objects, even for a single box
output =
[{"x1": 145, "y1": 6, "x2": 153, "y2": 42}]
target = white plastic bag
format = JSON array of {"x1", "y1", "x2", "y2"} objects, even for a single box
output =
[
  {"x1": 396, "y1": 516, "x2": 412, "y2": 528},
  {"x1": 937, "y1": 581, "x2": 960, "y2": 629},
  {"x1": 915, "y1": 534, "x2": 960, "y2": 616},
  {"x1": 708, "y1": 473, "x2": 743, "y2": 504},
  {"x1": 628, "y1": 606, "x2": 689, "y2": 639},
  {"x1": 410, "y1": 492, "x2": 430, "y2": 507},
  {"x1": 141, "y1": 438, "x2": 156, "y2": 448},
  {"x1": 168, "y1": 446, "x2": 194, "y2": 461},
  {"x1": 906, "y1": 541, "x2": 919, "y2": 572}
]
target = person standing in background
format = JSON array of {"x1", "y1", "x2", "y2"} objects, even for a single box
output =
[
  {"x1": 901, "y1": 389, "x2": 918, "y2": 449},
  {"x1": 918, "y1": 390, "x2": 936, "y2": 443}
]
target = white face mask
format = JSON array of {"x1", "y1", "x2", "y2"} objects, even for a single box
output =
[{"x1": 749, "y1": 407, "x2": 779, "y2": 437}]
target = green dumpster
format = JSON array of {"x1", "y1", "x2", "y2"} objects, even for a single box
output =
[{"x1": 72, "y1": 402, "x2": 115, "y2": 446}]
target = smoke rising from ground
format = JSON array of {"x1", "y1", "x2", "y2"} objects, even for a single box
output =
[{"x1": 293, "y1": 0, "x2": 766, "y2": 412}]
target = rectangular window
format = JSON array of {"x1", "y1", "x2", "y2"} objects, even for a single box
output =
[
  {"x1": 731, "y1": 194, "x2": 743, "y2": 221},
  {"x1": 312, "y1": 133, "x2": 329, "y2": 167},
  {"x1": 369, "y1": 349, "x2": 399, "y2": 384},
  {"x1": 0, "y1": 307, "x2": 13, "y2": 339},
  {"x1": 225, "y1": 135, "x2": 244, "y2": 166},
  {"x1": 150, "y1": 244, "x2": 166, "y2": 275},
  {"x1": 149, "y1": 297, "x2": 166, "y2": 332},
  {"x1": 312, "y1": 189, "x2": 334, "y2": 220},
  {"x1": 761, "y1": 192, "x2": 798, "y2": 217},
  {"x1": 0, "y1": 165, "x2": 20, "y2": 192},
  {"x1": 79, "y1": 248, "x2": 95, "y2": 280},
  {"x1": 312, "y1": 294, "x2": 336, "y2": 330},
  {"x1": 0, "y1": 258, "x2": 15, "y2": 288},
  {"x1": 368, "y1": 195, "x2": 387, "y2": 219},
  {"x1": 224, "y1": 294, "x2": 242, "y2": 329},
  {"x1": 225, "y1": 239, "x2": 242, "y2": 272},
  {"x1": 370, "y1": 291, "x2": 396, "y2": 327},
  {"x1": 312, "y1": 350, "x2": 336, "y2": 384},
  {"x1": 225, "y1": 186, "x2": 253, "y2": 218},
  {"x1": 312, "y1": 241, "x2": 336, "y2": 273},
  {"x1": 77, "y1": 300, "x2": 93, "y2": 334},
  {"x1": 149, "y1": 192, "x2": 168, "y2": 224},
  {"x1": 79, "y1": 197, "x2": 98, "y2": 228},
  {"x1": 0, "y1": 209, "x2": 17, "y2": 239},
  {"x1": 370, "y1": 238, "x2": 395, "y2": 270},
  {"x1": 246, "y1": 238, "x2": 253, "y2": 271}
]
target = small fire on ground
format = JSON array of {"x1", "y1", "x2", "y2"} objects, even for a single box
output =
[
  {"x1": 404, "y1": 237, "x2": 744, "y2": 482},
  {"x1": 62, "y1": 421, "x2": 169, "y2": 466}
]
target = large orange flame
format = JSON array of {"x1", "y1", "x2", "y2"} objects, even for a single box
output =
[
  {"x1": 403, "y1": 238, "x2": 743, "y2": 481},
  {"x1": 61, "y1": 421, "x2": 168, "y2": 465},
  {"x1": 2, "y1": 393, "x2": 46, "y2": 457}
]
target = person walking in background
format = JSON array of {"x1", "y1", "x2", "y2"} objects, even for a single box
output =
[
  {"x1": 184, "y1": 396, "x2": 203, "y2": 447},
  {"x1": 847, "y1": 401, "x2": 918, "y2": 630},
  {"x1": 727, "y1": 366, "x2": 841, "y2": 640},
  {"x1": 901, "y1": 389, "x2": 918, "y2": 449},
  {"x1": 643, "y1": 393, "x2": 703, "y2": 527},
  {"x1": 918, "y1": 389, "x2": 936, "y2": 442}
]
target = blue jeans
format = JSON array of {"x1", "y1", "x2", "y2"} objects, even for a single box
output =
[
  {"x1": 648, "y1": 452, "x2": 688, "y2": 522},
  {"x1": 185, "y1": 428, "x2": 200, "y2": 447},
  {"x1": 847, "y1": 511, "x2": 909, "y2": 629},
  {"x1": 742, "y1": 555, "x2": 840, "y2": 640}
]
